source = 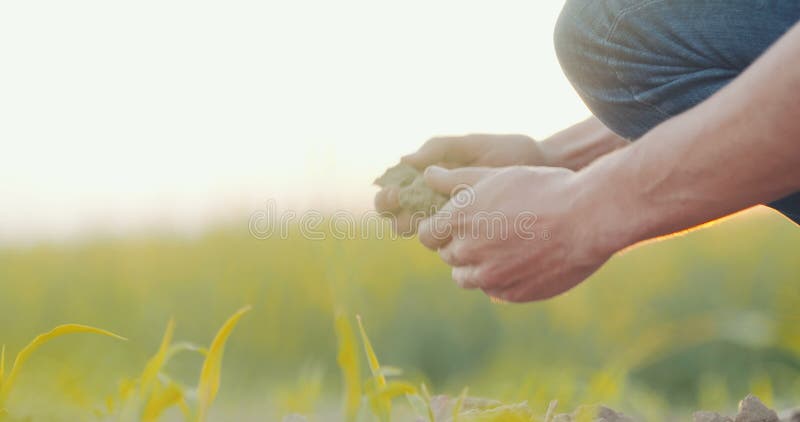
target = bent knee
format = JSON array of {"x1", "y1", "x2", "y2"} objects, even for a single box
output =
[
  {"x1": 553, "y1": 0, "x2": 618, "y2": 83},
  {"x1": 553, "y1": 0, "x2": 587, "y2": 80},
  {"x1": 551, "y1": 0, "x2": 729, "y2": 139},
  {"x1": 553, "y1": 0, "x2": 645, "y2": 137}
]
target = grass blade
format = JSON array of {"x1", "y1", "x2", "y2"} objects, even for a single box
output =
[
  {"x1": 0, "y1": 324, "x2": 126, "y2": 403},
  {"x1": 196, "y1": 305, "x2": 252, "y2": 422},
  {"x1": 372, "y1": 381, "x2": 417, "y2": 402},
  {"x1": 139, "y1": 318, "x2": 175, "y2": 401},
  {"x1": 355, "y1": 315, "x2": 390, "y2": 422},
  {"x1": 334, "y1": 312, "x2": 361, "y2": 422},
  {"x1": 142, "y1": 381, "x2": 184, "y2": 422},
  {"x1": 355, "y1": 316, "x2": 385, "y2": 387},
  {"x1": 0, "y1": 345, "x2": 5, "y2": 388}
]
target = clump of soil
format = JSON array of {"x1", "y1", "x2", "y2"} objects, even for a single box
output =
[
  {"x1": 693, "y1": 394, "x2": 796, "y2": 422},
  {"x1": 551, "y1": 404, "x2": 634, "y2": 422},
  {"x1": 374, "y1": 163, "x2": 448, "y2": 216},
  {"x1": 550, "y1": 395, "x2": 795, "y2": 422},
  {"x1": 281, "y1": 394, "x2": 799, "y2": 422}
]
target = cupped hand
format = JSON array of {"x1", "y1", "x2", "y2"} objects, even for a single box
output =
[
  {"x1": 375, "y1": 134, "x2": 549, "y2": 235},
  {"x1": 416, "y1": 165, "x2": 619, "y2": 303}
]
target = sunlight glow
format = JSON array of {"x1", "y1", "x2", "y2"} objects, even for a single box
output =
[{"x1": 0, "y1": 0, "x2": 588, "y2": 243}]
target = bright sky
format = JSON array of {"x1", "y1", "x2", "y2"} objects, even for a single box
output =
[{"x1": 0, "y1": 0, "x2": 589, "y2": 244}]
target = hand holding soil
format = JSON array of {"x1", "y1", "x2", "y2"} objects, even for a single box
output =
[
  {"x1": 374, "y1": 134, "x2": 547, "y2": 235},
  {"x1": 374, "y1": 163, "x2": 449, "y2": 217}
]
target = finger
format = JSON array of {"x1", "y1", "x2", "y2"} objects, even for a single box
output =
[
  {"x1": 418, "y1": 216, "x2": 453, "y2": 250},
  {"x1": 401, "y1": 136, "x2": 473, "y2": 169},
  {"x1": 437, "y1": 241, "x2": 474, "y2": 267},
  {"x1": 374, "y1": 187, "x2": 400, "y2": 213},
  {"x1": 482, "y1": 285, "x2": 520, "y2": 303},
  {"x1": 423, "y1": 166, "x2": 496, "y2": 196},
  {"x1": 389, "y1": 209, "x2": 425, "y2": 237},
  {"x1": 482, "y1": 279, "x2": 563, "y2": 303},
  {"x1": 482, "y1": 284, "x2": 514, "y2": 301},
  {"x1": 434, "y1": 161, "x2": 461, "y2": 170},
  {"x1": 452, "y1": 266, "x2": 483, "y2": 289}
]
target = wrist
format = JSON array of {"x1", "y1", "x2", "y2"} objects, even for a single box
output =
[
  {"x1": 575, "y1": 115, "x2": 755, "y2": 250},
  {"x1": 537, "y1": 137, "x2": 567, "y2": 168},
  {"x1": 540, "y1": 118, "x2": 629, "y2": 170},
  {"x1": 571, "y1": 148, "x2": 655, "y2": 256}
]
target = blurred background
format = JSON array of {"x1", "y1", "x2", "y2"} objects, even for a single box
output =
[{"x1": 1, "y1": 1, "x2": 799, "y2": 420}]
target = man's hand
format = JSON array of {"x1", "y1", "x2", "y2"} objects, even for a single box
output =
[
  {"x1": 375, "y1": 134, "x2": 547, "y2": 234},
  {"x1": 417, "y1": 165, "x2": 622, "y2": 302},
  {"x1": 374, "y1": 122, "x2": 628, "y2": 235},
  {"x1": 401, "y1": 134, "x2": 546, "y2": 170}
]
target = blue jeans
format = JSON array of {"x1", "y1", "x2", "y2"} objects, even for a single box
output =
[{"x1": 554, "y1": 0, "x2": 800, "y2": 223}]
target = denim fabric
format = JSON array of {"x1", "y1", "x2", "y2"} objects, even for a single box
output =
[{"x1": 554, "y1": 0, "x2": 800, "y2": 223}]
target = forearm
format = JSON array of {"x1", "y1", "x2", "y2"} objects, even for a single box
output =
[
  {"x1": 540, "y1": 116, "x2": 629, "y2": 170},
  {"x1": 579, "y1": 22, "x2": 800, "y2": 250}
]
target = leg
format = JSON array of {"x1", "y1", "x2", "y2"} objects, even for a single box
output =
[{"x1": 553, "y1": 0, "x2": 800, "y2": 223}]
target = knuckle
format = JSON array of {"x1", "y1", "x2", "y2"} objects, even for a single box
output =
[
  {"x1": 423, "y1": 136, "x2": 448, "y2": 149},
  {"x1": 451, "y1": 267, "x2": 468, "y2": 287},
  {"x1": 419, "y1": 233, "x2": 435, "y2": 249},
  {"x1": 419, "y1": 228, "x2": 442, "y2": 250},
  {"x1": 447, "y1": 242, "x2": 467, "y2": 261},
  {"x1": 474, "y1": 266, "x2": 495, "y2": 287},
  {"x1": 438, "y1": 247, "x2": 455, "y2": 264}
]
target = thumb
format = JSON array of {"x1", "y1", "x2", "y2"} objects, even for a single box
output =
[
  {"x1": 401, "y1": 136, "x2": 471, "y2": 169},
  {"x1": 423, "y1": 166, "x2": 496, "y2": 195}
]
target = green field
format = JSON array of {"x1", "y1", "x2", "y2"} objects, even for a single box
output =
[{"x1": 0, "y1": 208, "x2": 798, "y2": 421}]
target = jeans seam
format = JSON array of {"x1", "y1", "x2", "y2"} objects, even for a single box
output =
[{"x1": 603, "y1": 0, "x2": 675, "y2": 120}]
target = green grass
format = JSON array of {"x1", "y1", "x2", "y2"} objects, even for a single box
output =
[{"x1": 0, "y1": 208, "x2": 798, "y2": 420}]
